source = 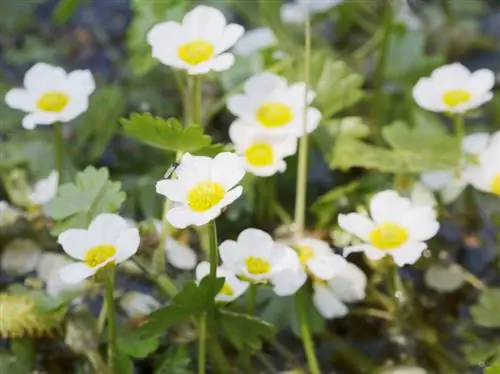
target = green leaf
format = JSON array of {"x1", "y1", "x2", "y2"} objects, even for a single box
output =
[
  {"x1": 218, "y1": 310, "x2": 275, "y2": 351},
  {"x1": 52, "y1": 0, "x2": 87, "y2": 25},
  {"x1": 471, "y1": 288, "x2": 500, "y2": 328},
  {"x1": 463, "y1": 343, "x2": 500, "y2": 366},
  {"x1": 46, "y1": 166, "x2": 126, "y2": 234},
  {"x1": 155, "y1": 346, "x2": 191, "y2": 374},
  {"x1": 121, "y1": 113, "x2": 213, "y2": 153},
  {"x1": 117, "y1": 326, "x2": 160, "y2": 358},
  {"x1": 116, "y1": 350, "x2": 134, "y2": 374},
  {"x1": 139, "y1": 278, "x2": 224, "y2": 338},
  {"x1": 486, "y1": 365, "x2": 500, "y2": 374},
  {"x1": 331, "y1": 121, "x2": 460, "y2": 172}
]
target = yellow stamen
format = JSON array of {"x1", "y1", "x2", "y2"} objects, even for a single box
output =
[
  {"x1": 256, "y1": 102, "x2": 293, "y2": 128},
  {"x1": 187, "y1": 181, "x2": 225, "y2": 212},
  {"x1": 297, "y1": 245, "x2": 314, "y2": 264},
  {"x1": 219, "y1": 282, "x2": 234, "y2": 296},
  {"x1": 369, "y1": 223, "x2": 409, "y2": 250},
  {"x1": 245, "y1": 256, "x2": 271, "y2": 275},
  {"x1": 84, "y1": 244, "x2": 116, "y2": 268},
  {"x1": 244, "y1": 143, "x2": 274, "y2": 167},
  {"x1": 490, "y1": 174, "x2": 500, "y2": 196},
  {"x1": 442, "y1": 89, "x2": 472, "y2": 107},
  {"x1": 178, "y1": 40, "x2": 214, "y2": 65},
  {"x1": 37, "y1": 91, "x2": 69, "y2": 112}
]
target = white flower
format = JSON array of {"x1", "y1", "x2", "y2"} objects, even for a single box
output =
[
  {"x1": 156, "y1": 152, "x2": 245, "y2": 229},
  {"x1": 410, "y1": 182, "x2": 437, "y2": 208},
  {"x1": 0, "y1": 201, "x2": 22, "y2": 226},
  {"x1": 227, "y1": 73, "x2": 321, "y2": 137},
  {"x1": 1, "y1": 239, "x2": 42, "y2": 275},
  {"x1": 412, "y1": 63, "x2": 495, "y2": 114},
  {"x1": 338, "y1": 190, "x2": 439, "y2": 266},
  {"x1": 119, "y1": 291, "x2": 160, "y2": 318},
  {"x1": 233, "y1": 27, "x2": 276, "y2": 56},
  {"x1": 147, "y1": 6, "x2": 244, "y2": 75},
  {"x1": 152, "y1": 219, "x2": 197, "y2": 270},
  {"x1": 421, "y1": 132, "x2": 491, "y2": 203},
  {"x1": 57, "y1": 213, "x2": 140, "y2": 284},
  {"x1": 281, "y1": 0, "x2": 343, "y2": 24},
  {"x1": 37, "y1": 253, "x2": 87, "y2": 297},
  {"x1": 29, "y1": 170, "x2": 58, "y2": 206},
  {"x1": 219, "y1": 228, "x2": 307, "y2": 296},
  {"x1": 5, "y1": 63, "x2": 95, "y2": 130},
  {"x1": 465, "y1": 139, "x2": 500, "y2": 196},
  {"x1": 229, "y1": 121, "x2": 297, "y2": 177},
  {"x1": 195, "y1": 261, "x2": 249, "y2": 303},
  {"x1": 294, "y1": 238, "x2": 347, "y2": 280},
  {"x1": 313, "y1": 262, "x2": 367, "y2": 319}
]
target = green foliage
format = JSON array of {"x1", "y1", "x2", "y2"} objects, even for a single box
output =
[
  {"x1": 471, "y1": 288, "x2": 500, "y2": 328},
  {"x1": 116, "y1": 350, "x2": 134, "y2": 374},
  {"x1": 46, "y1": 166, "x2": 126, "y2": 234},
  {"x1": 117, "y1": 326, "x2": 160, "y2": 358},
  {"x1": 0, "y1": 340, "x2": 35, "y2": 374},
  {"x1": 52, "y1": 0, "x2": 87, "y2": 25},
  {"x1": 218, "y1": 310, "x2": 275, "y2": 351},
  {"x1": 331, "y1": 121, "x2": 461, "y2": 172},
  {"x1": 139, "y1": 278, "x2": 224, "y2": 339},
  {"x1": 155, "y1": 346, "x2": 191, "y2": 374},
  {"x1": 121, "y1": 113, "x2": 223, "y2": 153},
  {"x1": 464, "y1": 343, "x2": 500, "y2": 367},
  {"x1": 486, "y1": 365, "x2": 500, "y2": 374}
]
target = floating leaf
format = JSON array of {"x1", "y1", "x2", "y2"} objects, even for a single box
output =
[
  {"x1": 471, "y1": 288, "x2": 500, "y2": 328},
  {"x1": 46, "y1": 166, "x2": 126, "y2": 234}
]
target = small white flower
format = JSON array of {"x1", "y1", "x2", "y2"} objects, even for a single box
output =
[
  {"x1": 294, "y1": 238, "x2": 347, "y2": 280},
  {"x1": 29, "y1": 170, "x2": 58, "y2": 206},
  {"x1": 147, "y1": 5, "x2": 244, "y2": 75},
  {"x1": 120, "y1": 291, "x2": 160, "y2": 318},
  {"x1": 219, "y1": 228, "x2": 307, "y2": 296},
  {"x1": 410, "y1": 182, "x2": 437, "y2": 208},
  {"x1": 465, "y1": 139, "x2": 500, "y2": 196},
  {"x1": 313, "y1": 262, "x2": 367, "y2": 319},
  {"x1": 196, "y1": 261, "x2": 249, "y2": 303},
  {"x1": 1, "y1": 239, "x2": 42, "y2": 275},
  {"x1": 37, "y1": 253, "x2": 87, "y2": 296},
  {"x1": 0, "y1": 201, "x2": 22, "y2": 226},
  {"x1": 5, "y1": 63, "x2": 95, "y2": 130},
  {"x1": 233, "y1": 27, "x2": 276, "y2": 56},
  {"x1": 156, "y1": 152, "x2": 245, "y2": 229},
  {"x1": 421, "y1": 132, "x2": 492, "y2": 203},
  {"x1": 152, "y1": 219, "x2": 197, "y2": 270},
  {"x1": 338, "y1": 190, "x2": 439, "y2": 267},
  {"x1": 227, "y1": 72, "x2": 321, "y2": 137},
  {"x1": 229, "y1": 121, "x2": 297, "y2": 177},
  {"x1": 281, "y1": 0, "x2": 343, "y2": 24},
  {"x1": 57, "y1": 213, "x2": 140, "y2": 284},
  {"x1": 412, "y1": 63, "x2": 495, "y2": 114}
]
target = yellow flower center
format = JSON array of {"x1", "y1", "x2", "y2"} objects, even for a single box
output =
[
  {"x1": 178, "y1": 39, "x2": 214, "y2": 65},
  {"x1": 490, "y1": 174, "x2": 500, "y2": 196},
  {"x1": 369, "y1": 223, "x2": 409, "y2": 250},
  {"x1": 84, "y1": 244, "x2": 116, "y2": 268},
  {"x1": 245, "y1": 256, "x2": 271, "y2": 275},
  {"x1": 297, "y1": 245, "x2": 314, "y2": 264},
  {"x1": 37, "y1": 91, "x2": 69, "y2": 112},
  {"x1": 244, "y1": 143, "x2": 274, "y2": 167},
  {"x1": 256, "y1": 102, "x2": 293, "y2": 128},
  {"x1": 219, "y1": 282, "x2": 234, "y2": 297},
  {"x1": 187, "y1": 181, "x2": 225, "y2": 212},
  {"x1": 442, "y1": 89, "x2": 472, "y2": 107}
]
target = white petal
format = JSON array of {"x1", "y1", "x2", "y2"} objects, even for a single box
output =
[
  {"x1": 369, "y1": 190, "x2": 411, "y2": 224},
  {"x1": 233, "y1": 27, "x2": 276, "y2": 56},
  {"x1": 307, "y1": 255, "x2": 346, "y2": 280},
  {"x1": 59, "y1": 263, "x2": 95, "y2": 284},
  {"x1": 182, "y1": 6, "x2": 226, "y2": 41},
  {"x1": 88, "y1": 213, "x2": 129, "y2": 245},
  {"x1": 338, "y1": 213, "x2": 374, "y2": 241},
  {"x1": 420, "y1": 171, "x2": 453, "y2": 191},
  {"x1": 147, "y1": 21, "x2": 182, "y2": 47},
  {"x1": 462, "y1": 132, "x2": 490, "y2": 155},
  {"x1": 206, "y1": 53, "x2": 235, "y2": 73},
  {"x1": 237, "y1": 228, "x2": 274, "y2": 257},
  {"x1": 431, "y1": 63, "x2": 471, "y2": 85},
  {"x1": 343, "y1": 244, "x2": 386, "y2": 261},
  {"x1": 219, "y1": 240, "x2": 241, "y2": 270},
  {"x1": 465, "y1": 165, "x2": 492, "y2": 192},
  {"x1": 218, "y1": 186, "x2": 243, "y2": 209},
  {"x1": 468, "y1": 69, "x2": 495, "y2": 94},
  {"x1": 24, "y1": 63, "x2": 67, "y2": 91},
  {"x1": 156, "y1": 179, "x2": 186, "y2": 203},
  {"x1": 211, "y1": 152, "x2": 245, "y2": 190},
  {"x1": 195, "y1": 261, "x2": 211, "y2": 281},
  {"x1": 402, "y1": 206, "x2": 439, "y2": 241},
  {"x1": 328, "y1": 262, "x2": 367, "y2": 302},
  {"x1": 244, "y1": 72, "x2": 288, "y2": 95},
  {"x1": 281, "y1": 3, "x2": 306, "y2": 24},
  {"x1": 286, "y1": 82, "x2": 316, "y2": 105},
  {"x1": 313, "y1": 284, "x2": 348, "y2": 319},
  {"x1": 29, "y1": 170, "x2": 59, "y2": 205},
  {"x1": 166, "y1": 237, "x2": 197, "y2": 270},
  {"x1": 166, "y1": 205, "x2": 209, "y2": 229},
  {"x1": 5, "y1": 88, "x2": 35, "y2": 112},
  {"x1": 120, "y1": 291, "x2": 160, "y2": 318},
  {"x1": 216, "y1": 270, "x2": 249, "y2": 303},
  {"x1": 22, "y1": 112, "x2": 61, "y2": 129},
  {"x1": 271, "y1": 267, "x2": 307, "y2": 296},
  {"x1": 58, "y1": 229, "x2": 92, "y2": 260},
  {"x1": 390, "y1": 242, "x2": 427, "y2": 266},
  {"x1": 66, "y1": 70, "x2": 95, "y2": 96},
  {"x1": 215, "y1": 24, "x2": 245, "y2": 53},
  {"x1": 412, "y1": 78, "x2": 442, "y2": 112},
  {"x1": 176, "y1": 153, "x2": 212, "y2": 188},
  {"x1": 410, "y1": 182, "x2": 437, "y2": 207},
  {"x1": 114, "y1": 228, "x2": 140, "y2": 263},
  {"x1": 440, "y1": 179, "x2": 467, "y2": 204},
  {"x1": 227, "y1": 95, "x2": 254, "y2": 118}
]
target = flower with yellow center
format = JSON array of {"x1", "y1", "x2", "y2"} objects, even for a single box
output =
[
  {"x1": 229, "y1": 121, "x2": 297, "y2": 177},
  {"x1": 147, "y1": 6, "x2": 244, "y2": 75},
  {"x1": 413, "y1": 63, "x2": 494, "y2": 114},
  {"x1": 29, "y1": 170, "x2": 59, "y2": 206},
  {"x1": 227, "y1": 72, "x2": 321, "y2": 136},
  {"x1": 156, "y1": 152, "x2": 245, "y2": 229},
  {"x1": 294, "y1": 238, "x2": 347, "y2": 281},
  {"x1": 219, "y1": 228, "x2": 307, "y2": 296},
  {"x1": 57, "y1": 214, "x2": 140, "y2": 284},
  {"x1": 5, "y1": 62, "x2": 95, "y2": 130},
  {"x1": 196, "y1": 261, "x2": 248, "y2": 303},
  {"x1": 338, "y1": 190, "x2": 439, "y2": 267},
  {"x1": 465, "y1": 140, "x2": 500, "y2": 197}
]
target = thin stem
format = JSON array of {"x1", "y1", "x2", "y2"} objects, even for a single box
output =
[
  {"x1": 246, "y1": 284, "x2": 257, "y2": 315},
  {"x1": 453, "y1": 115, "x2": 465, "y2": 143},
  {"x1": 104, "y1": 267, "x2": 117, "y2": 374},
  {"x1": 193, "y1": 75, "x2": 203, "y2": 125},
  {"x1": 198, "y1": 314, "x2": 207, "y2": 374},
  {"x1": 207, "y1": 220, "x2": 218, "y2": 322},
  {"x1": 293, "y1": 13, "x2": 312, "y2": 242},
  {"x1": 295, "y1": 287, "x2": 320, "y2": 374},
  {"x1": 460, "y1": 267, "x2": 486, "y2": 291},
  {"x1": 97, "y1": 300, "x2": 107, "y2": 335},
  {"x1": 53, "y1": 122, "x2": 64, "y2": 184}
]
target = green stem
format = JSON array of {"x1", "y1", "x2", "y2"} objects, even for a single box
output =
[
  {"x1": 53, "y1": 122, "x2": 64, "y2": 184},
  {"x1": 295, "y1": 287, "x2": 320, "y2": 374},
  {"x1": 247, "y1": 284, "x2": 257, "y2": 315},
  {"x1": 97, "y1": 300, "x2": 107, "y2": 335},
  {"x1": 104, "y1": 267, "x2": 117, "y2": 374},
  {"x1": 193, "y1": 76, "x2": 202, "y2": 125},
  {"x1": 386, "y1": 264, "x2": 407, "y2": 333},
  {"x1": 453, "y1": 115, "x2": 465, "y2": 143},
  {"x1": 198, "y1": 314, "x2": 207, "y2": 374},
  {"x1": 207, "y1": 220, "x2": 218, "y2": 321},
  {"x1": 293, "y1": 13, "x2": 312, "y2": 242}
]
